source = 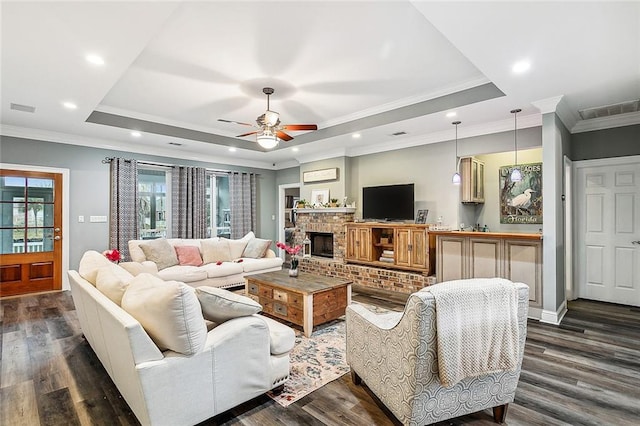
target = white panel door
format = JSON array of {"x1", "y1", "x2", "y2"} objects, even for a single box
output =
[{"x1": 576, "y1": 159, "x2": 640, "y2": 306}]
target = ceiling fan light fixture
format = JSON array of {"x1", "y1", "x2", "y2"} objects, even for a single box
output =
[
  {"x1": 264, "y1": 110, "x2": 279, "y2": 126},
  {"x1": 257, "y1": 130, "x2": 279, "y2": 149}
]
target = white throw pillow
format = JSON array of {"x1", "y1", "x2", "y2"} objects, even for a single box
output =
[
  {"x1": 225, "y1": 238, "x2": 249, "y2": 260},
  {"x1": 121, "y1": 274, "x2": 207, "y2": 355},
  {"x1": 195, "y1": 286, "x2": 262, "y2": 323},
  {"x1": 78, "y1": 250, "x2": 113, "y2": 285},
  {"x1": 139, "y1": 238, "x2": 179, "y2": 270},
  {"x1": 242, "y1": 238, "x2": 272, "y2": 258},
  {"x1": 95, "y1": 264, "x2": 134, "y2": 306},
  {"x1": 201, "y1": 239, "x2": 232, "y2": 263}
]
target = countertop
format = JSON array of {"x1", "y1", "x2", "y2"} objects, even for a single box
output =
[{"x1": 428, "y1": 230, "x2": 543, "y2": 240}]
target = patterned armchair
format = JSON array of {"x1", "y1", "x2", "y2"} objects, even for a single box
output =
[{"x1": 346, "y1": 281, "x2": 529, "y2": 425}]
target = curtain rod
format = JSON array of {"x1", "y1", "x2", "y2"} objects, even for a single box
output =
[{"x1": 102, "y1": 157, "x2": 258, "y2": 175}]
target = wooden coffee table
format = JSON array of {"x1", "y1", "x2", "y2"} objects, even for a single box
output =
[{"x1": 245, "y1": 270, "x2": 352, "y2": 337}]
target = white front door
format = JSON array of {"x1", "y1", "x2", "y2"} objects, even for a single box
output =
[{"x1": 576, "y1": 156, "x2": 640, "y2": 306}]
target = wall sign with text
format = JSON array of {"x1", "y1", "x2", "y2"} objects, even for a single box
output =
[
  {"x1": 303, "y1": 168, "x2": 338, "y2": 183},
  {"x1": 499, "y1": 162, "x2": 543, "y2": 224}
]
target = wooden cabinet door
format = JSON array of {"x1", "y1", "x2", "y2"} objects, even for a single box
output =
[
  {"x1": 356, "y1": 227, "x2": 371, "y2": 261},
  {"x1": 504, "y1": 239, "x2": 542, "y2": 307},
  {"x1": 346, "y1": 227, "x2": 358, "y2": 260},
  {"x1": 410, "y1": 229, "x2": 427, "y2": 268},
  {"x1": 468, "y1": 237, "x2": 502, "y2": 278},
  {"x1": 394, "y1": 228, "x2": 411, "y2": 267},
  {"x1": 436, "y1": 235, "x2": 467, "y2": 282}
]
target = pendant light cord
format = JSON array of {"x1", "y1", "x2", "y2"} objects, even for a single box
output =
[{"x1": 511, "y1": 109, "x2": 521, "y2": 166}]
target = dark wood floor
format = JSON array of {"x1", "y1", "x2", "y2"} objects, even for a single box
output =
[{"x1": 2, "y1": 288, "x2": 639, "y2": 426}]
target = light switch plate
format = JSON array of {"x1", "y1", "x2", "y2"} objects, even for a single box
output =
[
  {"x1": 78, "y1": 215, "x2": 85, "y2": 223},
  {"x1": 89, "y1": 215, "x2": 107, "y2": 223}
]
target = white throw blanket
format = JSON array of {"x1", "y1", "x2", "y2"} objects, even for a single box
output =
[{"x1": 426, "y1": 278, "x2": 519, "y2": 387}]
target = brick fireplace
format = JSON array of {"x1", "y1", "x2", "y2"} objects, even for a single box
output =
[{"x1": 293, "y1": 208, "x2": 436, "y2": 294}]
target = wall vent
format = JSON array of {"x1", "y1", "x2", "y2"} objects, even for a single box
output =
[
  {"x1": 578, "y1": 99, "x2": 639, "y2": 120},
  {"x1": 168, "y1": 142, "x2": 183, "y2": 146},
  {"x1": 391, "y1": 131, "x2": 407, "y2": 136},
  {"x1": 10, "y1": 103, "x2": 36, "y2": 113}
]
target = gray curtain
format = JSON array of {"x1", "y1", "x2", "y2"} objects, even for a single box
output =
[
  {"x1": 229, "y1": 172, "x2": 257, "y2": 238},
  {"x1": 171, "y1": 166, "x2": 207, "y2": 239},
  {"x1": 109, "y1": 158, "x2": 138, "y2": 261}
]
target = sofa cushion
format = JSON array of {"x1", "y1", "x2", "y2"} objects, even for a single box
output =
[
  {"x1": 139, "y1": 238, "x2": 179, "y2": 270},
  {"x1": 78, "y1": 250, "x2": 114, "y2": 285},
  {"x1": 226, "y1": 239, "x2": 249, "y2": 260},
  {"x1": 95, "y1": 264, "x2": 134, "y2": 305},
  {"x1": 175, "y1": 245, "x2": 203, "y2": 266},
  {"x1": 119, "y1": 261, "x2": 158, "y2": 277},
  {"x1": 157, "y1": 265, "x2": 208, "y2": 283},
  {"x1": 257, "y1": 315, "x2": 296, "y2": 355},
  {"x1": 121, "y1": 274, "x2": 207, "y2": 355},
  {"x1": 201, "y1": 239, "x2": 232, "y2": 263},
  {"x1": 127, "y1": 240, "x2": 147, "y2": 263},
  {"x1": 243, "y1": 238, "x2": 272, "y2": 258},
  {"x1": 240, "y1": 257, "x2": 284, "y2": 273},
  {"x1": 195, "y1": 286, "x2": 262, "y2": 323},
  {"x1": 200, "y1": 262, "x2": 244, "y2": 278}
]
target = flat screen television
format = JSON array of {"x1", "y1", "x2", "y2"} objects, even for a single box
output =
[{"x1": 362, "y1": 183, "x2": 414, "y2": 221}]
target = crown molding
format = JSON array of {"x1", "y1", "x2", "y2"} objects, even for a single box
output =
[
  {"x1": 531, "y1": 95, "x2": 564, "y2": 114},
  {"x1": 571, "y1": 111, "x2": 640, "y2": 133},
  {"x1": 0, "y1": 125, "x2": 276, "y2": 170},
  {"x1": 295, "y1": 148, "x2": 348, "y2": 164},
  {"x1": 531, "y1": 95, "x2": 579, "y2": 132}
]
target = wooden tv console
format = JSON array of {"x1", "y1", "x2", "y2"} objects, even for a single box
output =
[{"x1": 345, "y1": 223, "x2": 436, "y2": 275}]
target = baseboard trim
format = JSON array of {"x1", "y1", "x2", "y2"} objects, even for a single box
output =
[{"x1": 540, "y1": 300, "x2": 568, "y2": 325}]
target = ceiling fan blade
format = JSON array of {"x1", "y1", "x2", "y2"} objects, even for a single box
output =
[
  {"x1": 276, "y1": 131, "x2": 294, "y2": 141},
  {"x1": 281, "y1": 124, "x2": 318, "y2": 131},
  {"x1": 236, "y1": 131, "x2": 258, "y2": 138},
  {"x1": 218, "y1": 118, "x2": 254, "y2": 127}
]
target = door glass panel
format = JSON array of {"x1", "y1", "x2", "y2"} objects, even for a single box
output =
[
  {"x1": 27, "y1": 178, "x2": 54, "y2": 201},
  {"x1": 0, "y1": 176, "x2": 26, "y2": 199},
  {"x1": 29, "y1": 229, "x2": 54, "y2": 252},
  {"x1": 138, "y1": 169, "x2": 167, "y2": 240},
  {"x1": 0, "y1": 228, "x2": 21, "y2": 254},
  {"x1": 1, "y1": 202, "x2": 24, "y2": 227}
]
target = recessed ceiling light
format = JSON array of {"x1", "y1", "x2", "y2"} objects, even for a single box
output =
[
  {"x1": 352, "y1": 133, "x2": 361, "y2": 139},
  {"x1": 446, "y1": 111, "x2": 457, "y2": 118},
  {"x1": 62, "y1": 101, "x2": 77, "y2": 110},
  {"x1": 130, "y1": 131, "x2": 141, "y2": 137},
  {"x1": 512, "y1": 60, "x2": 531, "y2": 73},
  {"x1": 85, "y1": 54, "x2": 105, "y2": 66},
  {"x1": 228, "y1": 147, "x2": 236, "y2": 152},
  {"x1": 292, "y1": 147, "x2": 299, "y2": 152}
]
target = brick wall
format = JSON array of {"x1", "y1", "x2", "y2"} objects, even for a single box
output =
[{"x1": 293, "y1": 209, "x2": 436, "y2": 294}]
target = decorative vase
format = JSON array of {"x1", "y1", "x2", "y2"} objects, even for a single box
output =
[
  {"x1": 288, "y1": 268, "x2": 299, "y2": 277},
  {"x1": 289, "y1": 257, "x2": 299, "y2": 277}
]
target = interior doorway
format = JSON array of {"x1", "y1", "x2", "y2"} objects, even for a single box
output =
[
  {"x1": 278, "y1": 183, "x2": 300, "y2": 265},
  {"x1": 575, "y1": 155, "x2": 640, "y2": 307}
]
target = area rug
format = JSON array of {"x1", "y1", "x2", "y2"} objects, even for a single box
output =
[{"x1": 267, "y1": 318, "x2": 350, "y2": 407}]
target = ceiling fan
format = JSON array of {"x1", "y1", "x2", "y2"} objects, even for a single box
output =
[{"x1": 218, "y1": 87, "x2": 318, "y2": 149}]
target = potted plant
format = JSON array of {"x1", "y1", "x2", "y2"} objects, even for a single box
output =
[
  {"x1": 296, "y1": 199, "x2": 307, "y2": 209},
  {"x1": 329, "y1": 198, "x2": 339, "y2": 207}
]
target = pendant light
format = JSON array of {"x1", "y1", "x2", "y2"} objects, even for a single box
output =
[
  {"x1": 452, "y1": 121, "x2": 461, "y2": 185},
  {"x1": 510, "y1": 108, "x2": 522, "y2": 182}
]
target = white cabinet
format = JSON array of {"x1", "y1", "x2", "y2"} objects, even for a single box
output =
[{"x1": 435, "y1": 233, "x2": 542, "y2": 310}]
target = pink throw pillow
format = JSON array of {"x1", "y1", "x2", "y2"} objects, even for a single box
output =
[{"x1": 175, "y1": 245, "x2": 203, "y2": 266}]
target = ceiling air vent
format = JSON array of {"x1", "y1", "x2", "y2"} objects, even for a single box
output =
[
  {"x1": 168, "y1": 142, "x2": 183, "y2": 146},
  {"x1": 10, "y1": 103, "x2": 36, "y2": 113},
  {"x1": 578, "y1": 99, "x2": 639, "y2": 120},
  {"x1": 391, "y1": 131, "x2": 407, "y2": 136}
]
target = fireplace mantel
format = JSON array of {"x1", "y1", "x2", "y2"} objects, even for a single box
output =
[{"x1": 295, "y1": 207, "x2": 356, "y2": 214}]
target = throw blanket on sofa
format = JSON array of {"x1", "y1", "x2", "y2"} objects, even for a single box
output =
[{"x1": 426, "y1": 278, "x2": 519, "y2": 387}]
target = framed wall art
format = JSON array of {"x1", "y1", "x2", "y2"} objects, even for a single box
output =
[
  {"x1": 311, "y1": 189, "x2": 329, "y2": 206},
  {"x1": 499, "y1": 162, "x2": 543, "y2": 224}
]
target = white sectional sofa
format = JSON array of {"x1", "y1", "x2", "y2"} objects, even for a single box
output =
[
  {"x1": 125, "y1": 232, "x2": 283, "y2": 289},
  {"x1": 69, "y1": 251, "x2": 295, "y2": 426}
]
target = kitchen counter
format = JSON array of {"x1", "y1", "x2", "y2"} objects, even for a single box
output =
[{"x1": 429, "y1": 230, "x2": 542, "y2": 240}]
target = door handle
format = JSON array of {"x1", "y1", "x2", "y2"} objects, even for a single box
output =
[
  {"x1": 54, "y1": 227, "x2": 61, "y2": 232},
  {"x1": 54, "y1": 236, "x2": 61, "y2": 241}
]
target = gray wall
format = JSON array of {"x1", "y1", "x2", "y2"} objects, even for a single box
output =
[
  {"x1": 571, "y1": 124, "x2": 640, "y2": 160},
  {"x1": 299, "y1": 157, "x2": 348, "y2": 204},
  {"x1": 0, "y1": 136, "x2": 277, "y2": 269}
]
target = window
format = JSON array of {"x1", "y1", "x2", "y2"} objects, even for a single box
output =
[
  {"x1": 138, "y1": 168, "x2": 170, "y2": 239},
  {"x1": 206, "y1": 173, "x2": 230, "y2": 238}
]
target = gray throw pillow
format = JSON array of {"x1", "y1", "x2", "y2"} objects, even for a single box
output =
[
  {"x1": 201, "y1": 239, "x2": 232, "y2": 263},
  {"x1": 195, "y1": 286, "x2": 262, "y2": 323},
  {"x1": 242, "y1": 238, "x2": 272, "y2": 258},
  {"x1": 139, "y1": 238, "x2": 179, "y2": 270}
]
